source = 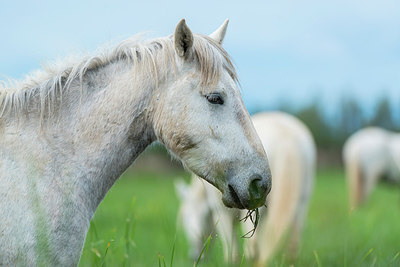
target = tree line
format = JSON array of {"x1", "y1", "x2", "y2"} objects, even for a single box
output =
[{"x1": 251, "y1": 96, "x2": 400, "y2": 150}]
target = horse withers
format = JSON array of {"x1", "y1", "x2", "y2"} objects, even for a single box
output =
[{"x1": 0, "y1": 20, "x2": 271, "y2": 265}]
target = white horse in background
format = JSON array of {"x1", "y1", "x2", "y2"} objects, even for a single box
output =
[
  {"x1": 176, "y1": 177, "x2": 241, "y2": 262},
  {"x1": 176, "y1": 111, "x2": 316, "y2": 265},
  {"x1": 343, "y1": 127, "x2": 400, "y2": 209},
  {"x1": 0, "y1": 19, "x2": 272, "y2": 266}
]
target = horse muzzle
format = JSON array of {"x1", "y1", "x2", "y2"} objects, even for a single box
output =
[{"x1": 222, "y1": 172, "x2": 272, "y2": 210}]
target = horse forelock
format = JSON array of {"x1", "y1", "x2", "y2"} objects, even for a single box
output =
[
  {"x1": 193, "y1": 34, "x2": 238, "y2": 87},
  {"x1": 0, "y1": 33, "x2": 238, "y2": 122}
]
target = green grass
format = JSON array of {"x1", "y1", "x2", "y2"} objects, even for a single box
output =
[{"x1": 78, "y1": 169, "x2": 400, "y2": 266}]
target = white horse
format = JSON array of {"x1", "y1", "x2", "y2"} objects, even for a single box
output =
[
  {"x1": 176, "y1": 177, "x2": 241, "y2": 262},
  {"x1": 176, "y1": 111, "x2": 316, "y2": 265},
  {"x1": 0, "y1": 20, "x2": 272, "y2": 266},
  {"x1": 343, "y1": 127, "x2": 400, "y2": 209}
]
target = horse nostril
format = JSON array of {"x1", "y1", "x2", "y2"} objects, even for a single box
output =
[{"x1": 249, "y1": 174, "x2": 269, "y2": 199}]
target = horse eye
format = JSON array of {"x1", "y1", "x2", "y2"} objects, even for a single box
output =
[{"x1": 205, "y1": 93, "x2": 224, "y2": 105}]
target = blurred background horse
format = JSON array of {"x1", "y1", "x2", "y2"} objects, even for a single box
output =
[
  {"x1": 176, "y1": 111, "x2": 316, "y2": 265},
  {"x1": 343, "y1": 127, "x2": 400, "y2": 209}
]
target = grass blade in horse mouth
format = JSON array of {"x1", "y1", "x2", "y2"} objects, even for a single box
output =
[{"x1": 240, "y1": 208, "x2": 260, "y2": 238}]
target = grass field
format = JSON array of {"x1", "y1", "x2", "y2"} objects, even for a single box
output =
[{"x1": 78, "y1": 168, "x2": 400, "y2": 267}]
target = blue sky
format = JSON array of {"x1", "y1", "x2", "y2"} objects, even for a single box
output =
[{"x1": 1, "y1": 0, "x2": 399, "y2": 113}]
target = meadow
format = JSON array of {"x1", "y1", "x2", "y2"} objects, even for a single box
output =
[{"x1": 78, "y1": 167, "x2": 400, "y2": 267}]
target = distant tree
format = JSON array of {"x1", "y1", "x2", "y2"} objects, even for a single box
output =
[
  {"x1": 250, "y1": 94, "x2": 398, "y2": 152},
  {"x1": 286, "y1": 102, "x2": 334, "y2": 149},
  {"x1": 336, "y1": 96, "x2": 364, "y2": 145},
  {"x1": 395, "y1": 99, "x2": 400, "y2": 131},
  {"x1": 367, "y1": 97, "x2": 395, "y2": 130}
]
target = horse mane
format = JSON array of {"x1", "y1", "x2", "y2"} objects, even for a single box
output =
[{"x1": 0, "y1": 33, "x2": 238, "y2": 121}]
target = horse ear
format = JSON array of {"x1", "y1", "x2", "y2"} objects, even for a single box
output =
[
  {"x1": 209, "y1": 19, "x2": 229, "y2": 45},
  {"x1": 174, "y1": 19, "x2": 193, "y2": 58}
]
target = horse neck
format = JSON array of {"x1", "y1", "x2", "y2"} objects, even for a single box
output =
[
  {"x1": 73, "y1": 59, "x2": 166, "y2": 210},
  {"x1": 20, "y1": 58, "x2": 164, "y2": 218},
  {"x1": 0, "y1": 57, "x2": 175, "y2": 264}
]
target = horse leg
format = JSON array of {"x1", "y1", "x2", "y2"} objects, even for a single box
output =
[
  {"x1": 287, "y1": 219, "x2": 302, "y2": 263},
  {"x1": 347, "y1": 158, "x2": 364, "y2": 209},
  {"x1": 363, "y1": 171, "x2": 380, "y2": 205},
  {"x1": 213, "y1": 208, "x2": 240, "y2": 264}
]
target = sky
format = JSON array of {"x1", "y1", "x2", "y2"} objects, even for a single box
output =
[{"x1": 1, "y1": 0, "x2": 399, "y2": 114}]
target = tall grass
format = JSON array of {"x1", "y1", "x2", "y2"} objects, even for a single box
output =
[{"x1": 79, "y1": 169, "x2": 400, "y2": 267}]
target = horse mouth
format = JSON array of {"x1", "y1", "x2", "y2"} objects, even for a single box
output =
[
  {"x1": 222, "y1": 184, "x2": 268, "y2": 210},
  {"x1": 229, "y1": 184, "x2": 246, "y2": 208},
  {"x1": 222, "y1": 185, "x2": 245, "y2": 209}
]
